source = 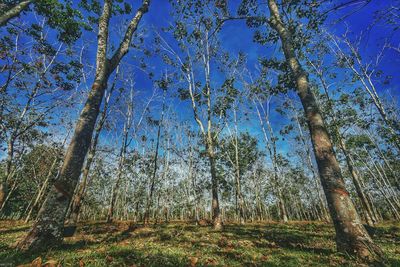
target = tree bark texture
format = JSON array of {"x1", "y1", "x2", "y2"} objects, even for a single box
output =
[
  {"x1": 267, "y1": 0, "x2": 383, "y2": 262},
  {"x1": 16, "y1": 0, "x2": 150, "y2": 251}
]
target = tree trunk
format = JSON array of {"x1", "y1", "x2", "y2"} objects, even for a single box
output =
[
  {"x1": 254, "y1": 98, "x2": 288, "y2": 222},
  {"x1": 311, "y1": 59, "x2": 378, "y2": 226},
  {"x1": 25, "y1": 156, "x2": 60, "y2": 222},
  {"x1": 0, "y1": 138, "x2": 15, "y2": 209},
  {"x1": 209, "y1": 147, "x2": 222, "y2": 230},
  {"x1": 16, "y1": 0, "x2": 150, "y2": 251},
  {"x1": 144, "y1": 89, "x2": 166, "y2": 225},
  {"x1": 339, "y1": 139, "x2": 377, "y2": 226},
  {"x1": 267, "y1": 0, "x2": 383, "y2": 262},
  {"x1": 290, "y1": 102, "x2": 329, "y2": 221},
  {"x1": 107, "y1": 89, "x2": 133, "y2": 223},
  {"x1": 233, "y1": 108, "x2": 245, "y2": 224},
  {"x1": 16, "y1": 80, "x2": 107, "y2": 250},
  {"x1": 68, "y1": 69, "x2": 118, "y2": 226}
]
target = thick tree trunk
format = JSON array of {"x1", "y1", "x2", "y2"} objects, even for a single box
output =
[
  {"x1": 68, "y1": 72, "x2": 116, "y2": 225},
  {"x1": 267, "y1": 0, "x2": 383, "y2": 262},
  {"x1": 291, "y1": 105, "x2": 329, "y2": 221},
  {"x1": 0, "y1": 0, "x2": 33, "y2": 26},
  {"x1": 16, "y1": 80, "x2": 107, "y2": 251},
  {"x1": 16, "y1": 0, "x2": 149, "y2": 251},
  {"x1": 312, "y1": 61, "x2": 379, "y2": 226}
]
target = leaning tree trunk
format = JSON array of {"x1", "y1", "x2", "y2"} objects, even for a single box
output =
[
  {"x1": 312, "y1": 62, "x2": 378, "y2": 226},
  {"x1": 338, "y1": 138, "x2": 377, "y2": 226},
  {"x1": 267, "y1": 0, "x2": 383, "y2": 262},
  {"x1": 68, "y1": 68, "x2": 118, "y2": 226},
  {"x1": 16, "y1": 0, "x2": 150, "y2": 251},
  {"x1": 16, "y1": 79, "x2": 108, "y2": 251}
]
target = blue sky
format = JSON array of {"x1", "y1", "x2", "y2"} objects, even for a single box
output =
[{"x1": 1, "y1": 0, "x2": 399, "y2": 162}]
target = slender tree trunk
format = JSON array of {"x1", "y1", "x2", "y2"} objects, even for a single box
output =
[
  {"x1": 107, "y1": 88, "x2": 134, "y2": 223},
  {"x1": 0, "y1": 139, "x2": 14, "y2": 209},
  {"x1": 16, "y1": 0, "x2": 150, "y2": 251},
  {"x1": 208, "y1": 145, "x2": 222, "y2": 230},
  {"x1": 25, "y1": 156, "x2": 60, "y2": 222},
  {"x1": 290, "y1": 102, "x2": 329, "y2": 221},
  {"x1": 254, "y1": 98, "x2": 287, "y2": 222},
  {"x1": 232, "y1": 108, "x2": 245, "y2": 224},
  {"x1": 0, "y1": 177, "x2": 18, "y2": 212},
  {"x1": 339, "y1": 139, "x2": 377, "y2": 226},
  {"x1": 267, "y1": 0, "x2": 383, "y2": 261},
  {"x1": 144, "y1": 89, "x2": 166, "y2": 225},
  {"x1": 0, "y1": 0, "x2": 33, "y2": 26}
]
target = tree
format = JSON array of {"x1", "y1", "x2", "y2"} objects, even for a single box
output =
[
  {"x1": 0, "y1": 0, "x2": 82, "y2": 44},
  {"x1": 156, "y1": 0, "x2": 238, "y2": 230},
  {"x1": 267, "y1": 0, "x2": 382, "y2": 260},
  {"x1": 0, "y1": 20, "x2": 82, "y2": 210},
  {"x1": 220, "y1": 132, "x2": 263, "y2": 223},
  {"x1": 238, "y1": 0, "x2": 383, "y2": 261},
  {"x1": 0, "y1": 144, "x2": 62, "y2": 217},
  {"x1": 16, "y1": 0, "x2": 150, "y2": 251},
  {"x1": 143, "y1": 78, "x2": 167, "y2": 225},
  {"x1": 67, "y1": 67, "x2": 120, "y2": 225},
  {"x1": 106, "y1": 81, "x2": 134, "y2": 223}
]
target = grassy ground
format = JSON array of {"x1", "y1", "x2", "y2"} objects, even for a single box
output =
[{"x1": 0, "y1": 220, "x2": 399, "y2": 266}]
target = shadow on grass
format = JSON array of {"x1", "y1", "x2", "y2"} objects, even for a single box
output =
[
  {"x1": 0, "y1": 238, "x2": 103, "y2": 265},
  {"x1": 1, "y1": 221, "x2": 398, "y2": 266},
  {"x1": 223, "y1": 224, "x2": 334, "y2": 255},
  {"x1": 106, "y1": 248, "x2": 187, "y2": 267},
  {"x1": 0, "y1": 225, "x2": 30, "y2": 235}
]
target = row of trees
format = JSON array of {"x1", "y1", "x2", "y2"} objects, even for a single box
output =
[{"x1": 0, "y1": 0, "x2": 399, "y2": 263}]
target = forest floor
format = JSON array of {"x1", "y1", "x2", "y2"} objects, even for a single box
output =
[{"x1": 0, "y1": 220, "x2": 399, "y2": 267}]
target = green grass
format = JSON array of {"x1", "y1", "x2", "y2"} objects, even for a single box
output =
[{"x1": 0, "y1": 220, "x2": 399, "y2": 266}]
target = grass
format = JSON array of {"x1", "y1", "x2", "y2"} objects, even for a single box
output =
[{"x1": 0, "y1": 220, "x2": 399, "y2": 266}]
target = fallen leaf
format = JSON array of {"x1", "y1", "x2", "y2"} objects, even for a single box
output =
[
  {"x1": 79, "y1": 259, "x2": 85, "y2": 267},
  {"x1": 31, "y1": 257, "x2": 42, "y2": 267},
  {"x1": 204, "y1": 258, "x2": 218, "y2": 266},
  {"x1": 260, "y1": 255, "x2": 269, "y2": 262},
  {"x1": 189, "y1": 256, "x2": 198, "y2": 267},
  {"x1": 106, "y1": 255, "x2": 114, "y2": 263},
  {"x1": 43, "y1": 259, "x2": 58, "y2": 267}
]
